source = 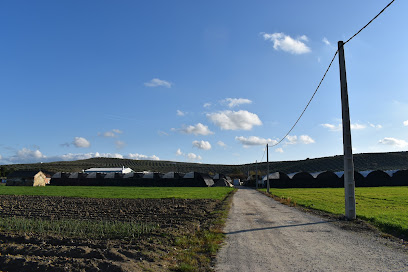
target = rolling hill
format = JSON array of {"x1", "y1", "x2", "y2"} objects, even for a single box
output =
[{"x1": 2, "y1": 151, "x2": 408, "y2": 176}]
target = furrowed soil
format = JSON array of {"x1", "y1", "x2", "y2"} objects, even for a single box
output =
[{"x1": 0, "y1": 195, "x2": 222, "y2": 271}]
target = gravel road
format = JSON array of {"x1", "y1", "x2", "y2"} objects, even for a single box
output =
[{"x1": 215, "y1": 187, "x2": 407, "y2": 272}]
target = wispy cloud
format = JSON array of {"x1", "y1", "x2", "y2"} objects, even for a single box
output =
[
  {"x1": 321, "y1": 123, "x2": 342, "y2": 131},
  {"x1": 207, "y1": 110, "x2": 262, "y2": 131},
  {"x1": 261, "y1": 32, "x2": 311, "y2": 54},
  {"x1": 1, "y1": 149, "x2": 129, "y2": 164},
  {"x1": 203, "y1": 103, "x2": 212, "y2": 108},
  {"x1": 192, "y1": 140, "x2": 212, "y2": 150},
  {"x1": 115, "y1": 140, "x2": 126, "y2": 149},
  {"x1": 99, "y1": 129, "x2": 123, "y2": 138},
  {"x1": 351, "y1": 123, "x2": 366, "y2": 130},
  {"x1": 177, "y1": 110, "x2": 185, "y2": 116},
  {"x1": 321, "y1": 122, "x2": 369, "y2": 131},
  {"x1": 179, "y1": 123, "x2": 214, "y2": 136},
  {"x1": 144, "y1": 78, "x2": 172, "y2": 88},
  {"x1": 369, "y1": 123, "x2": 383, "y2": 129},
  {"x1": 223, "y1": 98, "x2": 252, "y2": 108},
  {"x1": 403, "y1": 120, "x2": 408, "y2": 126},
  {"x1": 217, "y1": 141, "x2": 226, "y2": 148},
  {"x1": 158, "y1": 130, "x2": 169, "y2": 136},
  {"x1": 235, "y1": 136, "x2": 277, "y2": 147},
  {"x1": 322, "y1": 37, "x2": 331, "y2": 46},
  {"x1": 275, "y1": 147, "x2": 284, "y2": 153},
  {"x1": 378, "y1": 137, "x2": 408, "y2": 148}
]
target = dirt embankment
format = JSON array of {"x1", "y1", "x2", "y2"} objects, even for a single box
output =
[{"x1": 0, "y1": 195, "x2": 221, "y2": 271}]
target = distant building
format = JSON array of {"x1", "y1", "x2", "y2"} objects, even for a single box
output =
[
  {"x1": 84, "y1": 166, "x2": 133, "y2": 174},
  {"x1": 6, "y1": 171, "x2": 47, "y2": 186}
]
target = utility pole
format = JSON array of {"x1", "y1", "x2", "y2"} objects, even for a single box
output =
[
  {"x1": 267, "y1": 144, "x2": 270, "y2": 193},
  {"x1": 338, "y1": 41, "x2": 356, "y2": 220},
  {"x1": 255, "y1": 160, "x2": 258, "y2": 189}
]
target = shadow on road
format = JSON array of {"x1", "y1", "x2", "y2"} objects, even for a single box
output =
[{"x1": 226, "y1": 220, "x2": 333, "y2": 235}]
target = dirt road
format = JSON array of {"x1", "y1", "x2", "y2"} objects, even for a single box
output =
[{"x1": 215, "y1": 187, "x2": 407, "y2": 272}]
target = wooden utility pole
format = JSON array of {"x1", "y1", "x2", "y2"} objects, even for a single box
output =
[
  {"x1": 255, "y1": 160, "x2": 258, "y2": 189},
  {"x1": 338, "y1": 41, "x2": 356, "y2": 220},
  {"x1": 267, "y1": 144, "x2": 270, "y2": 193}
]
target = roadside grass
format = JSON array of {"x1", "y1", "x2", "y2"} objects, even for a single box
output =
[
  {"x1": 261, "y1": 187, "x2": 408, "y2": 239},
  {"x1": 170, "y1": 189, "x2": 236, "y2": 272},
  {"x1": 0, "y1": 186, "x2": 234, "y2": 200},
  {"x1": 0, "y1": 217, "x2": 158, "y2": 239}
]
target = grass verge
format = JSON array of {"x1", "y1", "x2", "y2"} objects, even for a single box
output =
[
  {"x1": 170, "y1": 188, "x2": 236, "y2": 272},
  {"x1": 260, "y1": 187, "x2": 408, "y2": 240},
  {"x1": 0, "y1": 186, "x2": 234, "y2": 200}
]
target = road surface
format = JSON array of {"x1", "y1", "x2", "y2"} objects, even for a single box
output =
[{"x1": 215, "y1": 187, "x2": 407, "y2": 272}]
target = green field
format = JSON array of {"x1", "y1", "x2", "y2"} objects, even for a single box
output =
[
  {"x1": 261, "y1": 187, "x2": 408, "y2": 238},
  {"x1": 0, "y1": 186, "x2": 234, "y2": 200}
]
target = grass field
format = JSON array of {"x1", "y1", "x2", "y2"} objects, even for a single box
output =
[
  {"x1": 0, "y1": 186, "x2": 234, "y2": 200},
  {"x1": 261, "y1": 187, "x2": 408, "y2": 238}
]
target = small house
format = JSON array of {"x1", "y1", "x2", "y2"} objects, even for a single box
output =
[{"x1": 6, "y1": 170, "x2": 47, "y2": 186}]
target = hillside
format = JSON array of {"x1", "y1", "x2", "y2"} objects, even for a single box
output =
[{"x1": 2, "y1": 151, "x2": 408, "y2": 176}]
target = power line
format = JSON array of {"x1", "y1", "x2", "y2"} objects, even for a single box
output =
[
  {"x1": 265, "y1": 0, "x2": 396, "y2": 152},
  {"x1": 269, "y1": 50, "x2": 338, "y2": 149},
  {"x1": 344, "y1": 0, "x2": 395, "y2": 45}
]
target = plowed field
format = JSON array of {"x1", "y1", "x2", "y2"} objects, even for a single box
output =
[{"x1": 0, "y1": 195, "x2": 222, "y2": 271}]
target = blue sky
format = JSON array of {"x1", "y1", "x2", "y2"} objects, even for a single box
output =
[{"x1": 1, "y1": 0, "x2": 407, "y2": 165}]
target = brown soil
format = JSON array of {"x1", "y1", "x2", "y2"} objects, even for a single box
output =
[{"x1": 0, "y1": 195, "x2": 222, "y2": 271}]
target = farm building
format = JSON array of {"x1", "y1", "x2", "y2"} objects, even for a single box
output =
[
  {"x1": 183, "y1": 172, "x2": 214, "y2": 187},
  {"x1": 213, "y1": 173, "x2": 233, "y2": 187},
  {"x1": 6, "y1": 171, "x2": 47, "y2": 186},
  {"x1": 84, "y1": 167, "x2": 133, "y2": 174}
]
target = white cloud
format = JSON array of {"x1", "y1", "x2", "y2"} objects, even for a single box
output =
[
  {"x1": 187, "y1": 153, "x2": 202, "y2": 161},
  {"x1": 378, "y1": 137, "x2": 408, "y2": 148},
  {"x1": 2, "y1": 150, "x2": 160, "y2": 164},
  {"x1": 203, "y1": 103, "x2": 212, "y2": 108},
  {"x1": 207, "y1": 110, "x2": 262, "y2": 131},
  {"x1": 403, "y1": 120, "x2": 408, "y2": 126},
  {"x1": 180, "y1": 123, "x2": 214, "y2": 136},
  {"x1": 275, "y1": 148, "x2": 284, "y2": 153},
  {"x1": 158, "y1": 130, "x2": 169, "y2": 136},
  {"x1": 285, "y1": 135, "x2": 298, "y2": 145},
  {"x1": 115, "y1": 140, "x2": 126, "y2": 149},
  {"x1": 369, "y1": 123, "x2": 383, "y2": 129},
  {"x1": 127, "y1": 153, "x2": 160, "y2": 160},
  {"x1": 0, "y1": 154, "x2": 2, "y2": 160},
  {"x1": 56, "y1": 152, "x2": 124, "y2": 160},
  {"x1": 217, "y1": 141, "x2": 226, "y2": 147},
  {"x1": 299, "y1": 135, "x2": 315, "y2": 144},
  {"x1": 350, "y1": 123, "x2": 366, "y2": 130},
  {"x1": 177, "y1": 110, "x2": 185, "y2": 116},
  {"x1": 321, "y1": 123, "x2": 342, "y2": 131},
  {"x1": 73, "y1": 137, "x2": 90, "y2": 148},
  {"x1": 262, "y1": 32, "x2": 311, "y2": 54},
  {"x1": 99, "y1": 129, "x2": 123, "y2": 138},
  {"x1": 102, "y1": 131, "x2": 115, "y2": 137},
  {"x1": 322, "y1": 37, "x2": 331, "y2": 46},
  {"x1": 223, "y1": 98, "x2": 252, "y2": 108},
  {"x1": 235, "y1": 136, "x2": 277, "y2": 147},
  {"x1": 285, "y1": 135, "x2": 315, "y2": 145},
  {"x1": 8, "y1": 148, "x2": 46, "y2": 163},
  {"x1": 176, "y1": 148, "x2": 183, "y2": 156},
  {"x1": 321, "y1": 123, "x2": 367, "y2": 131},
  {"x1": 144, "y1": 78, "x2": 172, "y2": 88},
  {"x1": 192, "y1": 140, "x2": 212, "y2": 150}
]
